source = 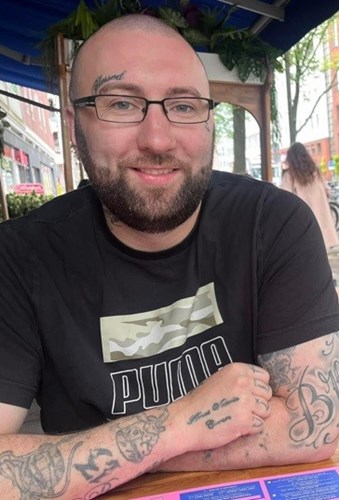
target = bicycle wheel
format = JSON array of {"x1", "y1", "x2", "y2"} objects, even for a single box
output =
[{"x1": 330, "y1": 202, "x2": 339, "y2": 231}]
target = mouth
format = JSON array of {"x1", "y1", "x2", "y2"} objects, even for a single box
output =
[
  {"x1": 135, "y1": 168, "x2": 177, "y2": 176},
  {"x1": 131, "y1": 166, "x2": 180, "y2": 186}
]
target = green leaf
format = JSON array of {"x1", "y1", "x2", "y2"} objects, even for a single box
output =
[
  {"x1": 181, "y1": 28, "x2": 210, "y2": 48},
  {"x1": 157, "y1": 8, "x2": 188, "y2": 29}
]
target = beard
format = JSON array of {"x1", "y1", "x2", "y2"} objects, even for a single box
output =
[{"x1": 74, "y1": 119, "x2": 214, "y2": 233}]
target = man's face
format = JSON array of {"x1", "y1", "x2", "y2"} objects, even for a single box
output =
[{"x1": 68, "y1": 28, "x2": 215, "y2": 233}]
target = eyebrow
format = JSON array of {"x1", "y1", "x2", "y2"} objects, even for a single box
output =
[{"x1": 96, "y1": 82, "x2": 202, "y2": 97}]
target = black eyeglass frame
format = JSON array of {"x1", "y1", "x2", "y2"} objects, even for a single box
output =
[{"x1": 71, "y1": 94, "x2": 216, "y2": 124}]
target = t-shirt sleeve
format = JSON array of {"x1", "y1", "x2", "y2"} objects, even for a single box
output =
[
  {"x1": 0, "y1": 223, "x2": 42, "y2": 408},
  {"x1": 256, "y1": 186, "x2": 339, "y2": 354}
]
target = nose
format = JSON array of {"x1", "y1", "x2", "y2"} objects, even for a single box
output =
[{"x1": 136, "y1": 103, "x2": 176, "y2": 153}]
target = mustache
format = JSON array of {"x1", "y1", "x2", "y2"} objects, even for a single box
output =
[{"x1": 118, "y1": 154, "x2": 186, "y2": 170}]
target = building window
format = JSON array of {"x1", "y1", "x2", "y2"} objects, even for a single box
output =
[
  {"x1": 32, "y1": 166, "x2": 41, "y2": 183},
  {"x1": 18, "y1": 164, "x2": 31, "y2": 183},
  {"x1": 334, "y1": 19, "x2": 339, "y2": 47}
]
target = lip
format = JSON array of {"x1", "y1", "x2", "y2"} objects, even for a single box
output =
[{"x1": 131, "y1": 167, "x2": 179, "y2": 185}]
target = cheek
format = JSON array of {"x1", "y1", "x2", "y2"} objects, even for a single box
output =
[
  {"x1": 183, "y1": 125, "x2": 213, "y2": 158},
  {"x1": 83, "y1": 127, "x2": 125, "y2": 160}
]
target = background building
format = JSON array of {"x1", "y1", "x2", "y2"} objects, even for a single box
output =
[{"x1": 0, "y1": 81, "x2": 64, "y2": 196}]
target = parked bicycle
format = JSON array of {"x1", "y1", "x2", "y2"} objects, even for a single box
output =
[{"x1": 328, "y1": 181, "x2": 339, "y2": 232}]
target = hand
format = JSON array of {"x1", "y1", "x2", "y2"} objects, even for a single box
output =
[{"x1": 174, "y1": 362, "x2": 272, "y2": 453}]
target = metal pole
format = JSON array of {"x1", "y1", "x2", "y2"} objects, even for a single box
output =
[
  {"x1": 0, "y1": 158, "x2": 9, "y2": 221},
  {"x1": 56, "y1": 33, "x2": 74, "y2": 192}
]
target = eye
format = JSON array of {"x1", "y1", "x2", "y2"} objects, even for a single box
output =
[
  {"x1": 112, "y1": 99, "x2": 136, "y2": 111},
  {"x1": 109, "y1": 98, "x2": 136, "y2": 110},
  {"x1": 100, "y1": 96, "x2": 141, "y2": 113},
  {"x1": 169, "y1": 101, "x2": 196, "y2": 114}
]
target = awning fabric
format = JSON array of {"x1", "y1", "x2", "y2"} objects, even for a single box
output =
[{"x1": 0, "y1": 0, "x2": 338, "y2": 93}]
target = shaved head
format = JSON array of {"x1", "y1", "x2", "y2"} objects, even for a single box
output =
[{"x1": 69, "y1": 14, "x2": 207, "y2": 101}]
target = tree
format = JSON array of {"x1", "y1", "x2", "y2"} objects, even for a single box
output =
[
  {"x1": 214, "y1": 102, "x2": 258, "y2": 174},
  {"x1": 232, "y1": 107, "x2": 246, "y2": 174},
  {"x1": 284, "y1": 16, "x2": 338, "y2": 144},
  {"x1": 214, "y1": 102, "x2": 234, "y2": 145}
]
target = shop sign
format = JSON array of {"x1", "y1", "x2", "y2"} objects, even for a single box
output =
[{"x1": 13, "y1": 183, "x2": 45, "y2": 195}]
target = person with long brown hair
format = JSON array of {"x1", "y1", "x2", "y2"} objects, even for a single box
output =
[{"x1": 281, "y1": 141, "x2": 338, "y2": 249}]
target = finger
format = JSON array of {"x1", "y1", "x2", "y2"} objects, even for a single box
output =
[
  {"x1": 253, "y1": 397, "x2": 271, "y2": 418},
  {"x1": 250, "y1": 364, "x2": 270, "y2": 381},
  {"x1": 251, "y1": 415, "x2": 264, "y2": 430},
  {"x1": 253, "y1": 379, "x2": 272, "y2": 399}
]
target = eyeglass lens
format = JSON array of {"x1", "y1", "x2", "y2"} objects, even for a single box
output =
[{"x1": 94, "y1": 95, "x2": 211, "y2": 123}]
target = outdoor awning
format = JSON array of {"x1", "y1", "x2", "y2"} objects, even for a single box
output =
[{"x1": 0, "y1": 0, "x2": 338, "y2": 93}]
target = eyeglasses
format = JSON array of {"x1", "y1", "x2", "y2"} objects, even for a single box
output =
[{"x1": 72, "y1": 94, "x2": 215, "y2": 124}]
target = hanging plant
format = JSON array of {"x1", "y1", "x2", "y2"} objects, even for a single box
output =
[
  {"x1": 40, "y1": 0, "x2": 282, "y2": 82},
  {"x1": 39, "y1": 0, "x2": 283, "y2": 128}
]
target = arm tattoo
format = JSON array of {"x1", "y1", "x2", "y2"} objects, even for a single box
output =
[
  {"x1": 73, "y1": 481, "x2": 114, "y2": 500},
  {"x1": 187, "y1": 397, "x2": 240, "y2": 430},
  {"x1": 74, "y1": 448, "x2": 120, "y2": 483},
  {"x1": 259, "y1": 347, "x2": 297, "y2": 393},
  {"x1": 113, "y1": 408, "x2": 169, "y2": 463},
  {"x1": 259, "y1": 332, "x2": 339, "y2": 449},
  {"x1": 0, "y1": 440, "x2": 82, "y2": 498}
]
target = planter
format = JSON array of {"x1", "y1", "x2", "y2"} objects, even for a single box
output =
[{"x1": 197, "y1": 52, "x2": 263, "y2": 85}]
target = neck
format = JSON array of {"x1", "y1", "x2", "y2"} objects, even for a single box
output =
[{"x1": 103, "y1": 206, "x2": 201, "y2": 252}]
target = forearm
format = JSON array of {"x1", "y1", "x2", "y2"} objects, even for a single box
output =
[
  {"x1": 0, "y1": 407, "x2": 182, "y2": 499},
  {"x1": 155, "y1": 396, "x2": 338, "y2": 472},
  {"x1": 0, "y1": 363, "x2": 273, "y2": 498},
  {"x1": 157, "y1": 333, "x2": 339, "y2": 473},
  {"x1": 151, "y1": 398, "x2": 292, "y2": 471}
]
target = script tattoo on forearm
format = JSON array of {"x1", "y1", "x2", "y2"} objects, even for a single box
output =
[
  {"x1": 322, "y1": 332, "x2": 339, "y2": 357},
  {"x1": 0, "y1": 439, "x2": 82, "y2": 498},
  {"x1": 113, "y1": 408, "x2": 169, "y2": 463},
  {"x1": 187, "y1": 397, "x2": 239, "y2": 429},
  {"x1": 259, "y1": 332, "x2": 339, "y2": 450}
]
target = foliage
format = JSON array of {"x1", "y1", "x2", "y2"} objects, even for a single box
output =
[
  {"x1": 0, "y1": 192, "x2": 54, "y2": 222},
  {"x1": 40, "y1": 0, "x2": 283, "y2": 89},
  {"x1": 214, "y1": 102, "x2": 234, "y2": 146},
  {"x1": 282, "y1": 15, "x2": 338, "y2": 143}
]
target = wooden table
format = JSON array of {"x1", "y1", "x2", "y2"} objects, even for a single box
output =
[{"x1": 102, "y1": 445, "x2": 339, "y2": 499}]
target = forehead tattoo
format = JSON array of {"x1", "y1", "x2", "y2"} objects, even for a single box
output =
[{"x1": 91, "y1": 71, "x2": 127, "y2": 94}]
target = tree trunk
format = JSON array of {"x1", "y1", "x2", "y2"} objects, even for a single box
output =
[
  {"x1": 285, "y1": 52, "x2": 298, "y2": 144},
  {"x1": 233, "y1": 107, "x2": 246, "y2": 174}
]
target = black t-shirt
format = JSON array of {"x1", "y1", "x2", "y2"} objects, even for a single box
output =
[{"x1": 0, "y1": 171, "x2": 338, "y2": 433}]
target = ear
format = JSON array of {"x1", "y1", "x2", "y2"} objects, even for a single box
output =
[{"x1": 65, "y1": 105, "x2": 77, "y2": 147}]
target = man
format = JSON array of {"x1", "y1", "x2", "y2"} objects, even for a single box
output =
[{"x1": 0, "y1": 14, "x2": 337, "y2": 499}]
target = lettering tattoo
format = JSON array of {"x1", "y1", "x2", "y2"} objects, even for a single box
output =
[
  {"x1": 287, "y1": 366, "x2": 336, "y2": 448},
  {"x1": 0, "y1": 440, "x2": 82, "y2": 499},
  {"x1": 92, "y1": 71, "x2": 126, "y2": 95},
  {"x1": 259, "y1": 332, "x2": 339, "y2": 450},
  {"x1": 206, "y1": 415, "x2": 231, "y2": 429},
  {"x1": 113, "y1": 408, "x2": 168, "y2": 463},
  {"x1": 187, "y1": 397, "x2": 239, "y2": 429},
  {"x1": 74, "y1": 448, "x2": 120, "y2": 483},
  {"x1": 322, "y1": 332, "x2": 339, "y2": 357}
]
